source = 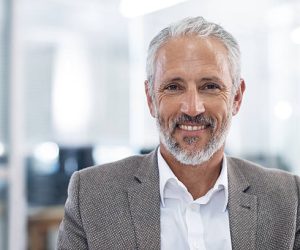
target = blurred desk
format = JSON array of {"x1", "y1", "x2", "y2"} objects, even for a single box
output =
[{"x1": 28, "y1": 206, "x2": 64, "y2": 250}]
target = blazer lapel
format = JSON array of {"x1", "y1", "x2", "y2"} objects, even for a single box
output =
[
  {"x1": 127, "y1": 150, "x2": 161, "y2": 250},
  {"x1": 227, "y1": 157, "x2": 257, "y2": 250}
]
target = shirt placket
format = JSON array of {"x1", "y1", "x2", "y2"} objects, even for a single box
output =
[{"x1": 185, "y1": 203, "x2": 206, "y2": 250}]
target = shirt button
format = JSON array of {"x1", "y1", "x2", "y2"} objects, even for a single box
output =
[{"x1": 190, "y1": 203, "x2": 198, "y2": 211}]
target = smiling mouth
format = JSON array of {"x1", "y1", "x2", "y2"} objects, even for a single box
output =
[{"x1": 178, "y1": 124, "x2": 208, "y2": 131}]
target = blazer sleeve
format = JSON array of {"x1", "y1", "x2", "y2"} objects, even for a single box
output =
[
  {"x1": 294, "y1": 175, "x2": 300, "y2": 250},
  {"x1": 57, "y1": 171, "x2": 88, "y2": 250}
]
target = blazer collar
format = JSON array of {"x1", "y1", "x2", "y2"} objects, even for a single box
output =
[
  {"x1": 127, "y1": 148, "x2": 161, "y2": 250},
  {"x1": 125, "y1": 152, "x2": 259, "y2": 250},
  {"x1": 227, "y1": 156, "x2": 258, "y2": 250}
]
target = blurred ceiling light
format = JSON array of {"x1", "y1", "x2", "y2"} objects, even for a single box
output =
[
  {"x1": 274, "y1": 100, "x2": 293, "y2": 120},
  {"x1": 119, "y1": 0, "x2": 189, "y2": 18},
  {"x1": 33, "y1": 142, "x2": 59, "y2": 163},
  {"x1": 290, "y1": 27, "x2": 300, "y2": 44}
]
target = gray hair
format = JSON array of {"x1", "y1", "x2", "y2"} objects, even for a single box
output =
[{"x1": 146, "y1": 16, "x2": 241, "y2": 95}]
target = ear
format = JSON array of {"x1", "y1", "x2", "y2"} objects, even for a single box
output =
[
  {"x1": 145, "y1": 80, "x2": 156, "y2": 118},
  {"x1": 232, "y1": 79, "x2": 246, "y2": 116}
]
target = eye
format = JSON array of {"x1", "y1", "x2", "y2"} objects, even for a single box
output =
[
  {"x1": 203, "y1": 83, "x2": 221, "y2": 90},
  {"x1": 164, "y1": 83, "x2": 182, "y2": 92},
  {"x1": 166, "y1": 84, "x2": 179, "y2": 91}
]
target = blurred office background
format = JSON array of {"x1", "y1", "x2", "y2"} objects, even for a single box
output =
[{"x1": 1, "y1": 0, "x2": 300, "y2": 249}]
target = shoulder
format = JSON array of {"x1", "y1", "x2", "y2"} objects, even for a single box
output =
[
  {"x1": 81, "y1": 153, "x2": 146, "y2": 175},
  {"x1": 227, "y1": 156, "x2": 300, "y2": 193},
  {"x1": 65, "y1": 150, "x2": 158, "y2": 215},
  {"x1": 72, "y1": 149, "x2": 158, "y2": 189},
  {"x1": 77, "y1": 154, "x2": 146, "y2": 184}
]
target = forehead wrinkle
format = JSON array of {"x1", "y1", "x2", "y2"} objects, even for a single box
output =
[
  {"x1": 159, "y1": 66, "x2": 228, "y2": 85},
  {"x1": 153, "y1": 36, "x2": 232, "y2": 86}
]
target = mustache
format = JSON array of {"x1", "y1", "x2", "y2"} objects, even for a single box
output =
[{"x1": 171, "y1": 114, "x2": 215, "y2": 129}]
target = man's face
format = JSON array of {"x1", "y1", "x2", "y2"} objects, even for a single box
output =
[{"x1": 146, "y1": 36, "x2": 245, "y2": 166}]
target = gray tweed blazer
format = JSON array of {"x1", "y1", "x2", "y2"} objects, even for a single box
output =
[{"x1": 57, "y1": 150, "x2": 300, "y2": 249}]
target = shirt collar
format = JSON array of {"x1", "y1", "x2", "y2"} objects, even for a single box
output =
[
  {"x1": 157, "y1": 147, "x2": 229, "y2": 212},
  {"x1": 158, "y1": 149, "x2": 180, "y2": 207}
]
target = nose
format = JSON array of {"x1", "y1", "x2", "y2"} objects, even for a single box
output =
[{"x1": 180, "y1": 89, "x2": 205, "y2": 116}]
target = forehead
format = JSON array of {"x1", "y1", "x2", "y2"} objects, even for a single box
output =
[{"x1": 154, "y1": 36, "x2": 230, "y2": 80}]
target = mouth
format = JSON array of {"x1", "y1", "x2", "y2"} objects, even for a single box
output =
[
  {"x1": 178, "y1": 124, "x2": 208, "y2": 131},
  {"x1": 169, "y1": 114, "x2": 215, "y2": 134}
]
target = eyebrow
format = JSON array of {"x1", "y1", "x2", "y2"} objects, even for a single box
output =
[
  {"x1": 163, "y1": 77, "x2": 184, "y2": 83},
  {"x1": 163, "y1": 76, "x2": 224, "y2": 84},
  {"x1": 200, "y1": 76, "x2": 223, "y2": 83}
]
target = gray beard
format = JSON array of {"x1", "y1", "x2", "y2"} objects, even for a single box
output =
[{"x1": 156, "y1": 112, "x2": 232, "y2": 166}]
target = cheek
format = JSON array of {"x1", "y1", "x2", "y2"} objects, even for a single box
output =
[
  {"x1": 157, "y1": 97, "x2": 181, "y2": 123},
  {"x1": 158, "y1": 95, "x2": 177, "y2": 112},
  {"x1": 206, "y1": 99, "x2": 231, "y2": 123}
]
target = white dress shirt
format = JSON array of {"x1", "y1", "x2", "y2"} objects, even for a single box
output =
[{"x1": 158, "y1": 149, "x2": 232, "y2": 250}]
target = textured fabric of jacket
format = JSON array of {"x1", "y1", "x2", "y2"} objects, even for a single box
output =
[{"x1": 57, "y1": 149, "x2": 300, "y2": 250}]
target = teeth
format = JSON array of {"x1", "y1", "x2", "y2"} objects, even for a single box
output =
[{"x1": 179, "y1": 125, "x2": 205, "y2": 131}]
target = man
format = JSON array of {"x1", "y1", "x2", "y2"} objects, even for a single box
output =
[{"x1": 57, "y1": 16, "x2": 300, "y2": 249}]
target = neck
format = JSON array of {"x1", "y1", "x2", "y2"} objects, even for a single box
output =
[{"x1": 160, "y1": 144, "x2": 224, "y2": 200}]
